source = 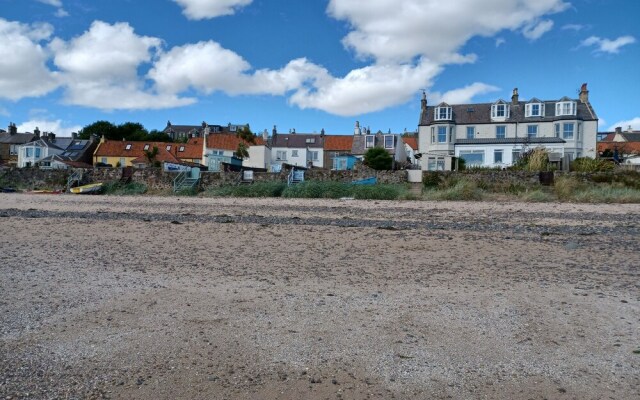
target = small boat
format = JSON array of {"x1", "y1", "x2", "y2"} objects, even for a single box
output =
[
  {"x1": 70, "y1": 183, "x2": 103, "y2": 194},
  {"x1": 1, "y1": 187, "x2": 17, "y2": 193},
  {"x1": 352, "y1": 176, "x2": 377, "y2": 185},
  {"x1": 30, "y1": 189, "x2": 63, "y2": 195}
]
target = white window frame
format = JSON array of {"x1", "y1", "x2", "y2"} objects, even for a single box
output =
[
  {"x1": 166, "y1": 145, "x2": 172, "y2": 151},
  {"x1": 459, "y1": 150, "x2": 485, "y2": 166},
  {"x1": 143, "y1": 144, "x2": 150, "y2": 151},
  {"x1": 466, "y1": 126, "x2": 475, "y2": 139},
  {"x1": 276, "y1": 150, "x2": 287, "y2": 161},
  {"x1": 384, "y1": 135, "x2": 394, "y2": 149},
  {"x1": 494, "y1": 149, "x2": 503, "y2": 164},
  {"x1": 430, "y1": 127, "x2": 435, "y2": 143},
  {"x1": 291, "y1": 150, "x2": 299, "y2": 157},
  {"x1": 556, "y1": 101, "x2": 576, "y2": 116},
  {"x1": 491, "y1": 103, "x2": 510, "y2": 120},
  {"x1": 179, "y1": 146, "x2": 185, "y2": 152},
  {"x1": 437, "y1": 126, "x2": 447, "y2": 143},
  {"x1": 125, "y1": 144, "x2": 132, "y2": 150},
  {"x1": 527, "y1": 125, "x2": 538, "y2": 138},
  {"x1": 496, "y1": 125, "x2": 506, "y2": 139},
  {"x1": 525, "y1": 103, "x2": 544, "y2": 117},
  {"x1": 365, "y1": 135, "x2": 375, "y2": 148},
  {"x1": 308, "y1": 151, "x2": 319, "y2": 161},
  {"x1": 305, "y1": 138, "x2": 315, "y2": 144},
  {"x1": 434, "y1": 106, "x2": 452, "y2": 121},
  {"x1": 563, "y1": 123, "x2": 575, "y2": 140}
]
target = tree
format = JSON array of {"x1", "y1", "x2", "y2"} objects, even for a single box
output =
[
  {"x1": 235, "y1": 142, "x2": 249, "y2": 160},
  {"x1": 78, "y1": 120, "x2": 118, "y2": 140},
  {"x1": 363, "y1": 147, "x2": 393, "y2": 170},
  {"x1": 144, "y1": 146, "x2": 160, "y2": 167},
  {"x1": 147, "y1": 129, "x2": 173, "y2": 142},
  {"x1": 236, "y1": 126, "x2": 255, "y2": 144}
]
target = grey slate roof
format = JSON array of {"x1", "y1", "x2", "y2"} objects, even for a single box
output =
[
  {"x1": 456, "y1": 137, "x2": 566, "y2": 145},
  {"x1": 420, "y1": 98, "x2": 598, "y2": 126},
  {"x1": 0, "y1": 133, "x2": 35, "y2": 144},
  {"x1": 271, "y1": 133, "x2": 324, "y2": 149}
]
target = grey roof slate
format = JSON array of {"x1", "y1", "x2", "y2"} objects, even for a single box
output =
[
  {"x1": 420, "y1": 98, "x2": 597, "y2": 126},
  {"x1": 271, "y1": 133, "x2": 324, "y2": 149},
  {"x1": 0, "y1": 133, "x2": 35, "y2": 144}
]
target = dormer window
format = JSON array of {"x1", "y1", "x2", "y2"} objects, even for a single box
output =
[
  {"x1": 384, "y1": 135, "x2": 394, "y2": 149},
  {"x1": 434, "y1": 104, "x2": 452, "y2": 121},
  {"x1": 491, "y1": 101, "x2": 510, "y2": 120},
  {"x1": 556, "y1": 100, "x2": 576, "y2": 116},
  {"x1": 525, "y1": 101, "x2": 545, "y2": 117},
  {"x1": 125, "y1": 144, "x2": 132, "y2": 150},
  {"x1": 143, "y1": 144, "x2": 149, "y2": 151},
  {"x1": 365, "y1": 135, "x2": 374, "y2": 148},
  {"x1": 166, "y1": 145, "x2": 172, "y2": 151}
]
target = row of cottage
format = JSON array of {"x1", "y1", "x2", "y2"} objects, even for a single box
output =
[{"x1": 1, "y1": 83, "x2": 638, "y2": 171}]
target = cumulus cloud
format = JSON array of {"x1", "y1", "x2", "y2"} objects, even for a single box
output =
[
  {"x1": 0, "y1": 19, "x2": 59, "y2": 100},
  {"x1": 580, "y1": 35, "x2": 636, "y2": 54},
  {"x1": 522, "y1": 19, "x2": 554, "y2": 40},
  {"x1": 562, "y1": 24, "x2": 584, "y2": 31},
  {"x1": 173, "y1": 0, "x2": 252, "y2": 20},
  {"x1": 16, "y1": 118, "x2": 82, "y2": 137},
  {"x1": 50, "y1": 21, "x2": 193, "y2": 110},
  {"x1": 608, "y1": 118, "x2": 640, "y2": 132},
  {"x1": 430, "y1": 82, "x2": 501, "y2": 105},
  {"x1": 327, "y1": 0, "x2": 568, "y2": 63},
  {"x1": 36, "y1": 0, "x2": 69, "y2": 17}
]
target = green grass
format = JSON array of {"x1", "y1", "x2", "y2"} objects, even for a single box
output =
[
  {"x1": 205, "y1": 181, "x2": 286, "y2": 198},
  {"x1": 423, "y1": 179, "x2": 483, "y2": 201},
  {"x1": 102, "y1": 181, "x2": 148, "y2": 195}
]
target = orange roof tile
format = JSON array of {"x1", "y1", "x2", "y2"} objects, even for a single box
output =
[
  {"x1": 323, "y1": 135, "x2": 353, "y2": 151},
  {"x1": 403, "y1": 137, "x2": 418, "y2": 150},
  {"x1": 206, "y1": 133, "x2": 265, "y2": 151},
  {"x1": 597, "y1": 141, "x2": 640, "y2": 154},
  {"x1": 95, "y1": 140, "x2": 202, "y2": 161}
]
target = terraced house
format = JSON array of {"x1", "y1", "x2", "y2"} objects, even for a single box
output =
[
  {"x1": 93, "y1": 137, "x2": 202, "y2": 168},
  {"x1": 418, "y1": 84, "x2": 598, "y2": 170}
]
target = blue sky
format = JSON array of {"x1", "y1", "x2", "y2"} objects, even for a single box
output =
[{"x1": 0, "y1": 0, "x2": 638, "y2": 137}]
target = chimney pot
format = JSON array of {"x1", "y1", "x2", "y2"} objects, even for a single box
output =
[
  {"x1": 511, "y1": 88, "x2": 519, "y2": 105},
  {"x1": 615, "y1": 127, "x2": 622, "y2": 134},
  {"x1": 579, "y1": 83, "x2": 589, "y2": 103}
]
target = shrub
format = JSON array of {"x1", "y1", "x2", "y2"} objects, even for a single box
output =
[
  {"x1": 553, "y1": 176, "x2": 585, "y2": 201},
  {"x1": 571, "y1": 157, "x2": 615, "y2": 172},
  {"x1": 423, "y1": 171, "x2": 442, "y2": 188},
  {"x1": 527, "y1": 148, "x2": 550, "y2": 171},
  {"x1": 571, "y1": 186, "x2": 640, "y2": 203},
  {"x1": 363, "y1": 147, "x2": 393, "y2": 170}
]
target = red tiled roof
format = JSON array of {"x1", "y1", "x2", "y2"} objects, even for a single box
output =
[
  {"x1": 94, "y1": 140, "x2": 202, "y2": 162},
  {"x1": 403, "y1": 137, "x2": 418, "y2": 150},
  {"x1": 323, "y1": 135, "x2": 353, "y2": 151},
  {"x1": 206, "y1": 133, "x2": 265, "y2": 151},
  {"x1": 597, "y1": 141, "x2": 640, "y2": 154}
]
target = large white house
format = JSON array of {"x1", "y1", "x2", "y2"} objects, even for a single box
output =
[{"x1": 418, "y1": 84, "x2": 598, "y2": 170}]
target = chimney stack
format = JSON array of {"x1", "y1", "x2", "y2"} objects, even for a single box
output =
[
  {"x1": 8, "y1": 123, "x2": 17, "y2": 135},
  {"x1": 48, "y1": 132, "x2": 55, "y2": 142},
  {"x1": 34, "y1": 127, "x2": 41, "y2": 138},
  {"x1": 72, "y1": 132, "x2": 78, "y2": 139},
  {"x1": 354, "y1": 120, "x2": 361, "y2": 136},
  {"x1": 272, "y1": 125, "x2": 277, "y2": 136},
  {"x1": 320, "y1": 128, "x2": 325, "y2": 137},
  {"x1": 262, "y1": 129, "x2": 268, "y2": 141},
  {"x1": 615, "y1": 127, "x2": 622, "y2": 134},
  {"x1": 579, "y1": 83, "x2": 589, "y2": 103},
  {"x1": 420, "y1": 91, "x2": 428, "y2": 123},
  {"x1": 511, "y1": 88, "x2": 519, "y2": 105}
]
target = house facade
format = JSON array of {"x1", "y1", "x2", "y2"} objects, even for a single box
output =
[
  {"x1": 418, "y1": 84, "x2": 598, "y2": 170},
  {"x1": 203, "y1": 131, "x2": 268, "y2": 170},
  {"x1": 163, "y1": 121, "x2": 250, "y2": 141},
  {"x1": 0, "y1": 123, "x2": 35, "y2": 166},
  {"x1": 270, "y1": 129, "x2": 324, "y2": 169},
  {"x1": 323, "y1": 135, "x2": 354, "y2": 170},
  {"x1": 17, "y1": 133, "x2": 77, "y2": 168}
]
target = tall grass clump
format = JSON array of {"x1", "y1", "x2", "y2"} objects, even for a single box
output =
[
  {"x1": 553, "y1": 176, "x2": 584, "y2": 201},
  {"x1": 352, "y1": 184, "x2": 403, "y2": 200},
  {"x1": 102, "y1": 181, "x2": 148, "y2": 195},
  {"x1": 571, "y1": 157, "x2": 615, "y2": 172},
  {"x1": 519, "y1": 189, "x2": 554, "y2": 202},
  {"x1": 571, "y1": 186, "x2": 640, "y2": 203},
  {"x1": 423, "y1": 179, "x2": 482, "y2": 201}
]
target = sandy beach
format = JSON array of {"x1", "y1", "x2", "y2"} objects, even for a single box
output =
[{"x1": 1, "y1": 193, "x2": 639, "y2": 399}]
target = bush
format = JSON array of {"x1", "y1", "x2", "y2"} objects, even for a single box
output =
[
  {"x1": 423, "y1": 171, "x2": 442, "y2": 188},
  {"x1": 553, "y1": 176, "x2": 584, "y2": 201},
  {"x1": 571, "y1": 157, "x2": 615, "y2": 172},
  {"x1": 363, "y1": 147, "x2": 393, "y2": 170}
]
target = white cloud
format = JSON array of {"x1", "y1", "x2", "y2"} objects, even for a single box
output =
[
  {"x1": 431, "y1": 82, "x2": 500, "y2": 105},
  {"x1": 16, "y1": 119, "x2": 82, "y2": 137},
  {"x1": 608, "y1": 118, "x2": 640, "y2": 132},
  {"x1": 0, "y1": 106, "x2": 9, "y2": 117},
  {"x1": 580, "y1": 35, "x2": 636, "y2": 54},
  {"x1": 173, "y1": 0, "x2": 252, "y2": 20},
  {"x1": 495, "y1": 37, "x2": 506, "y2": 47},
  {"x1": 562, "y1": 24, "x2": 584, "y2": 31},
  {"x1": 50, "y1": 21, "x2": 192, "y2": 110},
  {"x1": 327, "y1": 0, "x2": 568, "y2": 63},
  {"x1": 36, "y1": 0, "x2": 69, "y2": 18},
  {"x1": 0, "y1": 19, "x2": 59, "y2": 100},
  {"x1": 522, "y1": 19, "x2": 554, "y2": 40}
]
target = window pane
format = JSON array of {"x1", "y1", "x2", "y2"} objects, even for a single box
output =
[
  {"x1": 494, "y1": 150, "x2": 503, "y2": 163},
  {"x1": 496, "y1": 126, "x2": 505, "y2": 139},
  {"x1": 459, "y1": 151, "x2": 484, "y2": 166},
  {"x1": 563, "y1": 123, "x2": 574, "y2": 139},
  {"x1": 466, "y1": 127, "x2": 474, "y2": 139},
  {"x1": 527, "y1": 125, "x2": 537, "y2": 138},
  {"x1": 438, "y1": 126, "x2": 447, "y2": 143}
]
